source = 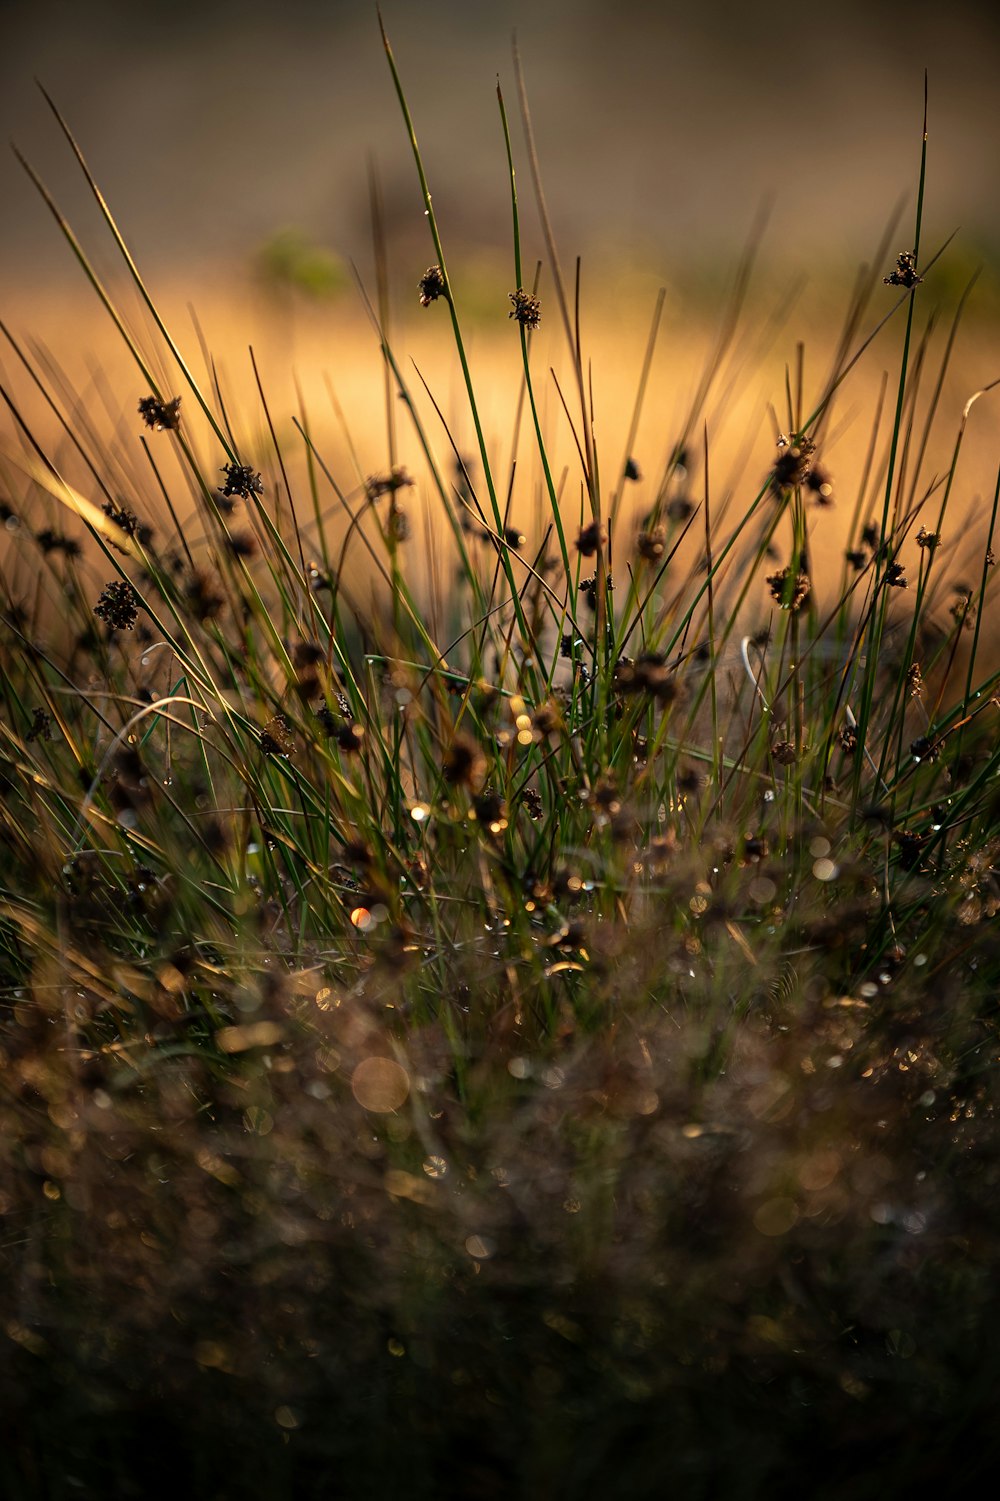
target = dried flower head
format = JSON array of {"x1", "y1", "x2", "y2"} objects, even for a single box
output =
[
  {"x1": 94, "y1": 579, "x2": 140, "y2": 630},
  {"x1": 260, "y1": 714, "x2": 295, "y2": 757},
  {"x1": 771, "y1": 740, "x2": 797, "y2": 766},
  {"x1": 35, "y1": 529, "x2": 81, "y2": 559},
  {"x1": 521, "y1": 787, "x2": 544, "y2": 821},
  {"x1": 624, "y1": 457, "x2": 641, "y2": 482},
  {"x1": 805, "y1": 462, "x2": 834, "y2": 505},
  {"x1": 508, "y1": 288, "x2": 541, "y2": 331},
  {"x1": 884, "y1": 251, "x2": 922, "y2": 289},
  {"x1": 770, "y1": 435, "x2": 816, "y2": 497},
  {"x1": 576, "y1": 520, "x2": 607, "y2": 557},
  {"x1": 335, "y1": 720, "x2": 365, "y2": 754},
  {"x1": 388, "y1": 508, "x2": 411, "y2": 544},
  {"x1": 579, "y1": 573, "x2": 612, "y2": 610},
  {"x1": 365, "y1": 467, "x2": 413, "y2": 502},
  {"x1": 916, "y1": 527, "x2": 941, "y2": 550},
  {"x1": 910, "y1": 735, "x2": 939, "y2": 763},
  {"x1": 637, "y1": 525, "x2": 666, "y2": 562},
  {"x1": 766, "y1": 566, "x2": 811, "y2": 613},
  {"x1": 442, "y1": 732, "x2": 485, "y2": 787},
  {"x1": 838, "y1": 724, "x2": 858, "y2": 756},
  {"x1": 185, "y1": 569, "x2": 225, "y2": 621},
  {"x1": 845, "y1": 548, "x2": 867, "y2": 570},
  {"x1": 26, "y1": 707, "x2": 52, "y2": 743},
  {"x1": 893, "y1": 828, "x2": 927, "y2": 870},
  {"x1": 885, "y1": 561, "x2": 908, "y2": 589},
  {"x1": 226, "y1": 530, "x2": 258, "y2": 560},
  {"x1": 615, "y1": 652, "x2": 677, "y2": 705},
  {"x1": 418, "y1": 265, "x2": 446, "y2": 307},
  {"x1": 219, "y1": 463, "x2": 264, "y2": 501},
  {"x1": 666, "y1": 496, "x2": 696, "y2": 523},
  {"x1": 530, "y1": 701, "x2": 563, "y2": 740},
  {"x1": 338, "y1": 838, "x2": 373, "y2": 874},
  {"x1": 472, "y1": 787, "x2": 506, "y2": 831},
  {"x1": 138, "y1": 394, "x2": 181, "y2": 431},
  {"x1": 677, "y1": 764, "x2": 703, "y2": 795},
  {"x1": 102, "y1": 500, "x2": 153, "y2": 549},
  {"x1": 906, "y1": 663, "x2": 924, "y2": 698},
  {"x1": 950, "y1": 588, "x2": 975, "y2": 628}
]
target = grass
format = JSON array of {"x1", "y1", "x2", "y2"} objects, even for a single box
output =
[{"x1": 2, "y1": 23, "x2": 1000, "y2": 1499}]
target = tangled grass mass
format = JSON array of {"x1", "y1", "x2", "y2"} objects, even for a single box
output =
[{"x1": 1, "y1": 22, "x2": 1000, "y2": 1501}]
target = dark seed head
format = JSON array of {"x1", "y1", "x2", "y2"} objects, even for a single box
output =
[
  {"x1": 508, "y1": 288, "x2": 541, "y2": 331},
  {"x1": 884, "y1": 251, "x2": 922, "y2": 290},
  {"x1": 94, "y1": 580, "x2": 140, "y2": 631},
  {"x1": 418, "y1": 265, "x2": 446, "y2": 307},
  {"x1": 576, "y1": 520, "x2": 607, "y2": 557},
  {"x1": 219, "y1": 463, "x2": 264, "y2": 501},
  {"x1": 138, "y1": 395, "x2": 181, "y2": 431}
]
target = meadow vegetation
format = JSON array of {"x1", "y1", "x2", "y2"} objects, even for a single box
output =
[{"x1": 1, "y1": 24, "x2": 1000, "y2": 1499}]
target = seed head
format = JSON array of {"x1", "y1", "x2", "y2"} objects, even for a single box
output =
[
  {"x1": 805, "y1": 462, "x2": 834, "y2": 506},
  {"x1": 219, "y1": 463, "x2": 264, "y2": 501},
  {"x1": 442, "y1": 732, "x2": 485, "y2": 787},
  {"x1": 35, "y1": 529, "x2": 81, "y2": 559},
  {"x1": 579, "y1": 573, "x2": 612, "y2": 610},
  {"x1": 508, "y1": 288, "x2": 541, "y2": 331},
  {"x1": 102, "y1": 500, "x2": 153, "y2": 549},
  {"x1": 884, "y1": 251, "x2": 922, "y2": 289},
  {"x1": 666, "y1": 496, "x2": 695, "y2": 523},
  {"x1": 138, "y1": 395, "x2": 181, "y2": 431},
  {"x1": 94, "y1": 579, "x2": 140, "y2": 631},
  {"x1": 770, "y1": 435, "x2": 816, "y2": 497},
  {"x1": 335, "y1": 721, "x2": 365, "y2": 754},
  {"x1": 260, "y1": 714, "x2": 295, "y2": 758},
  {"x1": 530, "y1": 702, "x2": 562, "y2": 740},
  {"x1": 185, "y1": 569, "x2": 225, "y2": 621},
  {"x1": 472, "y1": 787, "x2": 506, "y2": 830},
  {"x1": 615, "y1": 651, "x2": 678, "y2": 705},
  {"x1": 418, "y1": 265, "x2": 446, "y2": 307},
  {"x1": 521, "y1": 787, "x2": 544, "y2": 821},
  {"x1": 26, "y1": 707, "x2": 52, "y2": 743},
  {"x1": 575, "y1": 520, "x2": 607, "y2": 557},
  {"x1": 388, "y1": 508, "x2": 410, "y2": 543},
  {"x1": 637, "y1": 525, "x2": 666, "y2": 562},
  {"x1": 766, "y1": 566, "x2": 811, "y2": 613},
  {"x1": 916, "y1": 527, "x2": 940, "y2": 550},
  {"x1": 838, "y1": 724, "x2": 858, "y2": 756},
  {"x1": 365, "y1": 467, "x2": 413, "y2": 503},
  {"x1": 624, "y1": 457, "x2": 641, "y2": 482}
]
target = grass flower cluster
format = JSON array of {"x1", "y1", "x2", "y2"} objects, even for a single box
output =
[{"x1": 1, "y1": 31, "x2": 999, "y2": 1500}]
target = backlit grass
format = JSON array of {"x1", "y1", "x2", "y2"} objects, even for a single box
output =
[{"x1": 2, "y1": 28, "x2": 1000, "y2": 1501}]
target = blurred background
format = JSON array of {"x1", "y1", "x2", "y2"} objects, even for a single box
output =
[
  {"x1": 3, "y1": 0, "x2": 1000, "y2": 285},
  {"x1": 2, "y1": 0, "x2": 1000, "y2": 607}
]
